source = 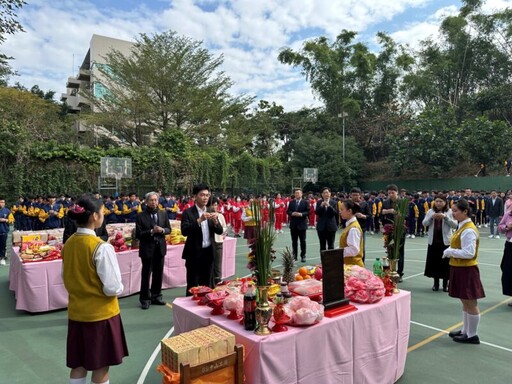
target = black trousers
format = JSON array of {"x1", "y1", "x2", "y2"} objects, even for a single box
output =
[
  {"x1": 501, "y1": 241, "x2": 512, "y2": 296},
  {"x1": 139, "y1": 245, "x2": 165, "y2": 303},
  {"x1": 185, "y1": 245, "x2": 214, "y2": 295},
  {"x1": 213, "y1": 242, "x2": 223, "y2": 284},
  {"x1": 290, "y1": 227, "x2": 307, "y2": 259},
  {"x1": 317, "y1": 229, "x2": 336, "y2": 254},
  {"x1": 0, "y1": 233, "x2": 7, "y2": 259}
]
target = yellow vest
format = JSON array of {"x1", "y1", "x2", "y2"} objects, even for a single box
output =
[
  {"x1": 244, "y1": 208, "x2": 256, "y2": 227},
  {"x1": 62, "y1": 233, "x2": 120, "y2": 322},
  {"x1": 339, "y1": 220, "x2": 364, "y2": 267},
  {"x1": 449, "y1": 221, "x2": 479, "y2": 267}
]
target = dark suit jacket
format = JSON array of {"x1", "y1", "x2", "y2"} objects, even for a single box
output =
[
  {"x1": 181, "y1": 206, "x2": 224, "y2": 261},
  {"x1": 486, "y1": 197, "x2": 504, "y2": 217},
  {"x1": 315, "y1": 198, "x2": 338, "y2": 231},
  {"x1": 286, "y1": 198, "x2": 310, "y2": 231},
  {"x1": 136, "y1": 208, "x2": 171, "y2": 259}
]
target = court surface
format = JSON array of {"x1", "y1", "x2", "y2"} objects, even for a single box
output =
[{"x1": 1, "y1": 225, "x2": 511, "y2": 383}]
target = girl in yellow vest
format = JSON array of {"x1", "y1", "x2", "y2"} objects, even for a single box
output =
[
  {"x1": 242, "y1": 198, "x2": 257, "y2": 244},
  {"x1": 339, "y1": 200, "x2": 364, "y2": 267},
  {"x1": 62, "y1": 195, "x2": 128, "y2": 384},
  {"x1": 442, "y1": 199, "x2": 485, "y2": 345}
]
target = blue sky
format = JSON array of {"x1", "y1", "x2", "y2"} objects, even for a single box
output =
[{"x1": 3, "y1": 0, "x2": 511, "y2": 111}]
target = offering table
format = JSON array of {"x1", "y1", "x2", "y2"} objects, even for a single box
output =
[
  {"x1": 9, "y1": 237, "x2": 237, "y2": 313},
  {"x1": 172, "y1": 290, "x2": 410, "y2": 384}
]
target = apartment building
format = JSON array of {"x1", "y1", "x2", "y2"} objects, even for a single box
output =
[{"x1": 61, "y1": 34, "x2": 133, "y2": 132}]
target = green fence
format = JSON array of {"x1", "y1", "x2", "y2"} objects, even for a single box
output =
[{"x1": 359, "y1": 176, "x2": 512, "y2": 193}]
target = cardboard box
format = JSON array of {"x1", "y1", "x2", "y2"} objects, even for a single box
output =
[
  {"x1": 169, "y1": 220, "x2": 181, "y2": 230},
  {"x1": 160, "y1": 325, "x2": 235, "y2": 372}
]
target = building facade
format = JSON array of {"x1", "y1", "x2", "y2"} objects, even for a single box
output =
[{"x1": 60, "y1": 34, "x2": 134, "y2": 131}]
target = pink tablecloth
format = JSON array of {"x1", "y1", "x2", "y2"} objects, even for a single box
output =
[
  {"x1": 8, "y1": 237, "x2": 237, "y2": 312},
  {"x1": 172, "y1": 291, "x2": 411, "y2": 384}
]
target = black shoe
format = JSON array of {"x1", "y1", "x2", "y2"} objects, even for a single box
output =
[
  {"x1": 151, "y1": 298, "x2": 166, "y2": 305},
  {"x1": 432, "y1": 285, "x2": 439, "y2": 291},
  {"x1": 141, "y1": 301, "x2": 150, "y2": 310},
  {"x1": 448, "y1": 330, "x2": 462, "y2": 338},
  {"x1": 453, "y1": 334, "x2": 480, "y2": 344}
]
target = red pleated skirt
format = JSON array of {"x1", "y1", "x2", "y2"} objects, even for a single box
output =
[
  {"x1": 449, "y1": 265, "x2": 485, "y2": 300},
  {"x1": 66, "y1": 314, "x2": 129, "y2": 370}
]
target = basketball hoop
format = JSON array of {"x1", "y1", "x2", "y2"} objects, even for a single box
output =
[
  {"x1": 101, "y1": 157, "x2": 132, "y2": 179},
  {"x1": 303, "y1": 168, "x2": 318, "y2": 184}
]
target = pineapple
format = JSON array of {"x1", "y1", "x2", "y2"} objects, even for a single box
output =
[{"x1": 281, "y1": 246, "x2": 295, "y2": 283}]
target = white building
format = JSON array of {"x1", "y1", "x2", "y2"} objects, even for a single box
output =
[{"x1": 61, "y1": 34, "x2": 134, "y2": 132}]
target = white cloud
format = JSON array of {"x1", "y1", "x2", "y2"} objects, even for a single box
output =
[{"x1": 2, "y1": 0, "x2": 511, "y2": 112}]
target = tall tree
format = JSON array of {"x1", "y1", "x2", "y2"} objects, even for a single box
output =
[
  {"x1": 83, "y1": 31, "x2": 252, "y2": 146},
  {"x1": 0, "y1": 0, "x2": 26, "y2": 85},
  {"x1": 388, "y1": 107, "x2": 461, "y2": 177},
  {"x1": 278, "y1": 30, "x2": 412, "y2": 160},
  {"x1": 402, "y1": 0, "x2": 512, "y2": 119}
]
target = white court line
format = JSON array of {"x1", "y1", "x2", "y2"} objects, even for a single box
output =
[
  {"x1": 410, "y1": 321, "x2": 512, "y2": 353},
  {"x1": 137, "y1": 326, "x2": 175, "y2": 384},
  {"x1": 402, "y1": 272, "x2": 423, "y2": 280}
]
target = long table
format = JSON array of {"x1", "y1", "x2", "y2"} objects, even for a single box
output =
[
  {"x1": 172, "y1": 291, "x2": 410, "y2": 384},
  {"x1": 8, "y1": 237, "x2": 237, "y2": 313}
]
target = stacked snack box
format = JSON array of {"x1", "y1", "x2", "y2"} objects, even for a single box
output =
[
  {"x1": 13, "y1": 229, "x2": 65, "y2": 246},
  {"x1": 161, "y1": 325, "x2": 236, "y2": 372}
]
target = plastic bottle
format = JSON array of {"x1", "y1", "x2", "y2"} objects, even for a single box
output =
[
  {"x1": 372, "y1": 258, "x2": 383, "y2": 277},
  {"x1": 243, "y1": 283, "x2": 257, "y2": 331},
  {"x1": 382, "y1": 257, "x2": 390, "y2": 273}
]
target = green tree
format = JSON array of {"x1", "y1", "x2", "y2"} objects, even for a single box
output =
[
  {"x1": 278, "y1": 31, "x2": 412, "y2": 160},
  {"x1": 0, "y1": 0, "x2": 26, "y2": 85},
  {"x1": 287, "y1": 131, "x2": 365, "y2": 190},
  {"x1": 83, "y1": 30, "x2": 252, "y2": 146},
  {"x1": 402, "y1": 1, "x2": 512, "y2": 121},
  {"x1": 459, "y1": 116, "x2": 511, "y2": 166},
  {"x1": 388, "y1": 107, "x2": 461, "y2": 177}
]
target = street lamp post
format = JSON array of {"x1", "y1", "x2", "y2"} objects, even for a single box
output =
[{"x1": 338, "y1": 112, "x2": 348, "y2": 162}]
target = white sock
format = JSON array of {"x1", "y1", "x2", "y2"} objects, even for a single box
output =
[
  {"x1": 70, "y1": 378, "x2": 87, "y2": 384},
  {"x1": 466, "y1": 313, "x2": 480, "y2": 338},
  {"x1": 461, "y1": 311, "x2": 467, "y2": 335}
]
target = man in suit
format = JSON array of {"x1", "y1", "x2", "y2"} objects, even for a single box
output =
[
  {"x1": 315, "y1": 187, "x2": 339, "y2": 253},
  {"x1": 136, "y1": 191, "x2": 171, "y2": 309},
  {"x1": 486, "y1": 189, "x2": 504, "y2": 239},
  {"x1": 181, "y1": 184, "x2": 224, "y2": 295},
  {"x1": 287, "y1": 188, "x2": 310, "y2": 262}
]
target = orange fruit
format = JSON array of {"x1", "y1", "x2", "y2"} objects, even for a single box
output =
[
  {"x1": 298, "y1": 267, "x2": 308, "y2": 277},
  {"x1": 295, "y1": 274, "x2": 304, "y2": 281},
  {"x1": 303, "y1": 275, "x2": 311, "y2": 279}
]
